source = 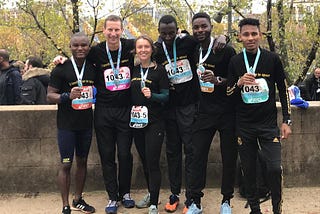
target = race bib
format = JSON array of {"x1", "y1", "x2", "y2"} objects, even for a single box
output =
[
  {"x1": 165, "y1": 59, "x2": 193, "y2": 84},
  {"x1": 197, "y1": 65, "x2": 214, "y2": 93},
  {"x1": 104, "y1": 66, "x2": 131, "y2": 91},
  {"x1": 72, "y1": 86, "x2": 93, "y2": 110},
  {"x1": 241, "y1": 78, "x2": 269, "y2": 104},
  {"x1": 129, "y1": 106, "x2": 148, "y2": 128}
]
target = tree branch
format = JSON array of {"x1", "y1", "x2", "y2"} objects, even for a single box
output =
[
  {"x1": 56, "y1": 0, "x2": 73, "y2": 32},
  {"x1": 266, "y1": 0, "x2": 275, "y2": 52},
  {"x1": 87, "y1": 0, "x2": 100, "y2": 45},
  {"x1": 294, "y1": 20, "x2": 320, "y2": 85},
  {"x1": 18, "y1": 3, "x2": 69, "y2": 57},
  {"x1": 277, "y1": 0, "x2": 289, "y2": 69}
]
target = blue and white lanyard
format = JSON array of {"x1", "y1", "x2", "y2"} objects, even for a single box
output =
[
  {"x1": 199, "y1": 37, "x2": 214, "y2": 65},
  {"x1": 162, "y1": 37, "x2": 177, "y2": 74},
  {"x1": 70, "y1": 56, "x2": 86, "y2": 87},
  {"x1": 242, "y1": 48, "x2": 261, "y2": 74},
  {"x1": 106, "y1": 42, "x2": 122, "y2": 80},
  {"x1": 140, "y1": 65, "x2": 150, "y2": 88}
]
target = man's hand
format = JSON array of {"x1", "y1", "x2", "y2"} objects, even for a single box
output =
[
  {"x1": 281, "y1": 123, "x2": 292, "y2": 139},
  {"x1": 201, "y1": 70, "x2": 214, "y2": 83},
  {"x1": 237, "y1": 73, "x2": 256, "y2": 87},
  {"x1": 213, "y1": 35, "x2": 227, "y2": 52},
  {"x1": 141, "y1": 87, "x2": 151, "y2": 98},
  {"x1": 70, "y1": 87, "x2": 82, "y2": 99},
  {"x1": 53, "y1": 55, "x2": 67, "y2": 65}
]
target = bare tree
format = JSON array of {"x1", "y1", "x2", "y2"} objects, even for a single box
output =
[
  {"x1": 87, "y1": 0, "x2": 100, "y2": 44},
  {"x1": 276, "y1": 0, "x2": 289, "y2": 69},
  {"x1": 266, "y1": 0, "x2": 275, "y2": 52},
  {"x1": 18, "y1": 1, "x2": 69, "y2": 56},
  {"x1": 71, "y1": 0, "x2": 80, "y2": 33}
]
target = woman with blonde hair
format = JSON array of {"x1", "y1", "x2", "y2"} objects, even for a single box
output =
[{"x1": 130, "y1": 35, "x2": 169, "y2": 214}]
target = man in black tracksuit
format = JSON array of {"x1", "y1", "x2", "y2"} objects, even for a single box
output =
[
  {"x1": 226, "y1": 18, "x2": 292, "y2": 214},
  {"x1": 88, "y1": 15, "x2": 135, "y2": 214},
  {"x1": 187, "y1": 12, "x2": 237, "y2": 214},
  {"x1": 154, "y1": 15, "x2": 200, "y2": 213}
]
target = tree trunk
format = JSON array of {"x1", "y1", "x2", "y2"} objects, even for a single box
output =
[
  {"x1": 71, "y1": 0, "x2": 79, "y2": 33},
  {"x1": 266, "y1": 0, "x2": 275, "y2": 52},
  {"x1": 277, "y1": 0, "x2": 289, "y2": 70}
]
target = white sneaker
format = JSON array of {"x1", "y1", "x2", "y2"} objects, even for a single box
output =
[
  {"x1": 220, "y1": 201, "x2": 232, "y2": 214},
  {"x1": 136, "y1": 193, "x2": 150, "y2": 208},
  {"x1": 186, "y1": 203, "x2": 202, "y2": 214},
  {"x1": 148, "y1": 205, "x2": 159, "y2": 214}
]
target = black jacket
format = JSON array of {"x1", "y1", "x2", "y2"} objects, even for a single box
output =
[
  {"x1": 21, "y1": 67, "x2": 50, "y2": 104},
  {"x1": 304, "y1": 74, "x2": 320, "y2": 101},
  {"x1": 0, "y1": 65, "x2": 22, "y2": 105}
]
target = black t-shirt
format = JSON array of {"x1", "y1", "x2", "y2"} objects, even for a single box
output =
[
  {"x1": 196, "y1": 45, "x2": 236, "y2": 114},
  {"x1": 131, "y1": 64, "x2": 169, "y2": 123},
  {"x1": 154, "y1": 34, "x2": 200, "y2": 106},
  {"x1": 227, "y1": 48, "x2": 291, "y2": 127},
  {"x1": 87, "y1": 38, "x2": 134, "y2": 107},
  {"x1": 49, "y1": 60, "x2": 96, "y2": 130}
]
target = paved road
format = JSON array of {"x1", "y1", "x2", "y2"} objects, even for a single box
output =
[{"x1": 0, "y1": 187, "x2": 319, "y2": 213}]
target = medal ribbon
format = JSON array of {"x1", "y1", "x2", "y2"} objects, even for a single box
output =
[
  {"x1": 162, "y1": 37, "x2": 177, "y2": 74},
  {"x1": 243, "y1": 48, "x2": 261, "y2": 74},
  {"x1": 199, "y1": 36, "x2": 214, "y2": 65},
  {"x1": 106, "y1": 42, "x2": 122, "y2": 81},
  {"x1": 140, "y1": 64, "x2": 150, "y2": 88},
  {"x1": 70, "y1": 56, "x2": 86, "y2": 87}
]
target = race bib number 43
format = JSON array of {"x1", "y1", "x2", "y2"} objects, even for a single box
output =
[
  {"x1": 241, "y1": 78, "x2": 269, "y2": 104},
  {"x1": 165, "y1": 59, "x2": 193, "y2": 84},
  {"x1": 104, "y1": 66, "x2": 131, "y2": 91},
  {"x1": 72, "y1": 86, "x2": 93, "y2": 110}
]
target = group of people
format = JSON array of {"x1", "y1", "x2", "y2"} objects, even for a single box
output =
[
  {"x1": 29, "y1": 12, "x2": 292, "y2": 214},
  {"x1": 0, "y1": 51, "x2": 50, "y2": 105}
]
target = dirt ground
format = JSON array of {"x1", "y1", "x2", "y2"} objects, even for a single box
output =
[{"x1": 0, "y1": 187, "x2": 319, "y2": 214}]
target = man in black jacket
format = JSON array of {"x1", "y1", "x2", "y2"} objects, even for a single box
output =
[
  {"x1": 21, "y1": 56, "x2": 50, "y2": 104},
  {"x1": 0, "y1": 49, "x2": 22, "y2": 105},
  {"x1": 304, "y1": 67, "x2": 320, "y2": 101}
]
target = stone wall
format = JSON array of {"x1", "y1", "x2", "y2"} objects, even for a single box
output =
[{"x1": 0, "y1": 103, "x2": 319, "y2": 193}]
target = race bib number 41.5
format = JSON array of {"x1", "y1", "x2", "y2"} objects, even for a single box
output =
[
  {"x1": 241, "y1": 78, "x2": 269, "y2": 104},
  {"x1": 104, "y1": 66, "x2": 131, "y2": 91},
  {"x1": 165, "y1": 59, "x2": 193, "y2": 84},
  {"x1": 72, "y1": 86, "x2": 93, "y2": 110}
]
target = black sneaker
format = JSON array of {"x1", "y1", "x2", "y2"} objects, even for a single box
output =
[
  {"x1": 71, "y1": 197, "x2": 95, "y2": 213},
  {"x1": 62, "y1": 205, "x2": 71, "y2": 214}
]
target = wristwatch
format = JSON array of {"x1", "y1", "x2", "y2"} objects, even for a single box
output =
[
  {"x1": 284, "y1": 120, "x2": 292, "y2": 126},
  {"x1": 216, "y1": 76, "x2": 222, "y2": 84}
]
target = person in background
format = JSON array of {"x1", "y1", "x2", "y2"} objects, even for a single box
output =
[
  {"x1": 12, "y1": 60, "x2": 25, "y2": 75},
  {"x1": 226, "y1": 18, "x2": 291, "y2": 214},
  {"x1": 131, "y1": 35, "x2": 169, "y2": 214},
  {"x1": 0, "y1": 49, "x2": 22, "y2": 105},
  {"x1": 21, "y1": 56, "x2": 50, "y2": 104},
  {"x1": 47, "y1": 32, "x2": 96, "y2": 214},
  {"x1": 304, "y1": 66, "x2": 320, "y2": 101},
  {"x1": 23, "y1": 56, "x2": 51, "y2": 91}
]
